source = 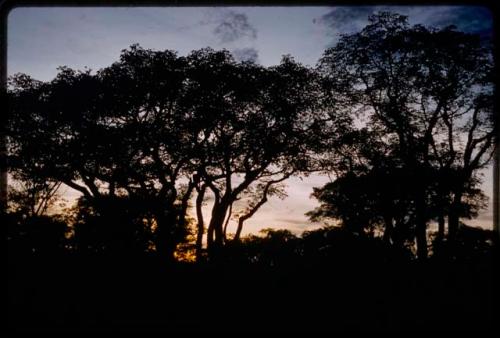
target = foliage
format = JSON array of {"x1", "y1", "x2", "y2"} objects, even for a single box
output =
[
  {"x1": 315, "y1": 12, "x2": 495, "y2": 258},
  {"x1": 6, "y1": 12, "x2": 494, "y2": 262}
]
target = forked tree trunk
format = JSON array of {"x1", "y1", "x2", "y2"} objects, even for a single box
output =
[{"x1": 206, "y1": 199, "x2": 231, "y2": 259}]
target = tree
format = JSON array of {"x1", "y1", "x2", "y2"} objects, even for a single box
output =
[
  {"x1": 307, "y1": 129, "x2": 416, "y2": 248},
  {"x1": 317, "y1": 12, "x2": 494, "y2": 259},
  {"x1": 7, "y1": 45, "x2": 342, "y2": 261},
  {"x1": 182, "y1": 50, "x2": 335, "y2": 257},
  {"x1": 70, "y1": 195, "x2": 158, "y2": 255},
  {"x1": 430, "y1": 95, "x2": 495, "y2": 241},
  {"x1": 7, "y1": 176, "x2": 62, "y2": 219},
  {"x1": 7, "y1": 46, "x2": 197, "y2": 261},
  {"x1": 95, "y1": 45, "x2": 198, "y2": 259}
]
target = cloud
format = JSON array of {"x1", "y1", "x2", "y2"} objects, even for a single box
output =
[
  {"x1": 424, "y1": 6, "x2": 493, "y2": 38},
  {"x1": 213, "y1": 11, "x2": 257, "y2": 44},
  {"x1": 275, "y1": 218, "x2": 309, "y2": 226},
  {"x1": 274, "y1": 222, "x2": 324, "y2": 235},
  {"x1": 232, "y1": 47, "x2": 259, "y2": 63},
  {"x1": 314, "y1": 6, "x2": 493, "y2": 44},
  {"x1": 201, "y1": 9, "x2": 257, "y2": 45},
  {"x1": 313, "y1": 6, "x2": 375, "y2": 36}
]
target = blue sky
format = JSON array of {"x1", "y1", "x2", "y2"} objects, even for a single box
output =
[{"x1": 7, "y1": 6, "x2": 495, "y2": 234}]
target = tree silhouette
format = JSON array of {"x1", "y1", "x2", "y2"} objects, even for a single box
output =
[
  {"x1": 180, "y1": 50, "x2": 333, "y2": 257},
  {"x1": 8, "y1": 177, "x2": 62, "y2": 219},
  {"x1": 5, "y1": 10, "x2": 497, "y2": 333},
  {"x1": 7, "y1": 45, "x2": 342, "y2": 261},
  {"x1": 308, "y1": 128, "x2": 415, "y2": 247},
  {"x1": 70, "y1": 195, "x2": 160, "y2": 255},
  {"x1": 8, "y1": 46, "x2": 198, "y2": 260},
  {"x1": 317, "y1": 12, "x2": 494, "y2": 259}
]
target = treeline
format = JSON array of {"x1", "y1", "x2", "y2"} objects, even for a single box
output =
[
  {"x1": 5, "y1": 12, "x2": 497, "y2": 262},
  {"x1": 7, "y1": 224, "x2": 497, "y2": 332}
]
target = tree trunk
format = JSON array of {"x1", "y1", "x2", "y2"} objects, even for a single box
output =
[
  {"x1": 214, "y1": 210, "x2": 225, "y2": 246},
  {"x1": 382, "y1": 215, "x2": 393, "y2": 244},
  {"x1": 210, "y1": 209, "x2": 226, "y2": 246},
  {"x1": 154, "y1": 210, "x2": 177, "y2": 263},
  {"x1": 494, "y1": 147, "x2": 499, "y2": 238},
  {"x1": 195, "y1": 186, "x2": 206, "y2": 261},
  {"x1": 177, "y1": 181, "x2": 195, "y2": 231},
  {"x1": 222, "y1": 202, "x2": 233, "y2": 241},
  {"x1": 448, "y1": 190, "x2": 463, "y2": 241},
  {"x1": 234, "y1": 218, "x2": 245, "y2": 242},
  {"x1": 207, "y1": 222, "x2": 215, "y2": 253},
  {"x1": 415, "y1": 191, "x2": 428, "y2": 261},
  {"x1": 207, "y1": 201, "x2": 230, "y2": 259},
  {"x1": 0, "y1": 130, "x2": 7, "y2": 214},
  {"x1": 437, "y1": 213, "x2": 445, "y2": 243},
  {"x1": 233, "y1": 178, "x2": 286, "y2": 242}
]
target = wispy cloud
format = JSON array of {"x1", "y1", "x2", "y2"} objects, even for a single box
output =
[
  {"x1": 199, "y1": 9, "x2": 260, "y2": 63},
  {"x1": 314, "y1": 6, "x2": 493, "y2": 45},
  {"x1": 201, "y1": 9, "x2": 257, "y2": 44},
  {"x1": 275, "y1": 218, "x2": 310, "y2": 226},
  {"x1": 424, "y1": 6, "x2": 493, "y2": 38},
  {"x1": 313, "y1": 6, "x2": 375, "y2": 37},
  {"x1": 214, "y1": 11, "x2": 257, "y2": 43}
]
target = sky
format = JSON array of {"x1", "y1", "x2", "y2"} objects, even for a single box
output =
[{"x1": 7, "y1": 5, "x2": 495, "y2": 235}]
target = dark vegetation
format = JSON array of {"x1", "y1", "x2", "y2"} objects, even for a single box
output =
[{"x1": 6, "y1": 13, "x2": 498, "y2": 332}]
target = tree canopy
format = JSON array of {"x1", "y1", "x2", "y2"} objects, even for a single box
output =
[
  {"x1": 6, "y1": 12, "x2": 495, "y2": 262},
  {"x1": 7, "y1": 45, "x2": 343, "y2": 260},
  {"x1": 315, "y1": 12, "x2": 495, "y2": 259}
]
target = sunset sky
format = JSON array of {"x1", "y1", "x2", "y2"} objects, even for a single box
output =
[{"x1": 7, "y1": 5, "x2": 494, "y2": 235}]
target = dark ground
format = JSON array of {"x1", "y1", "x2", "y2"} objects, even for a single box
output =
[{"x1": 8, "y1": 249, "x2": 498, "y2": 333}]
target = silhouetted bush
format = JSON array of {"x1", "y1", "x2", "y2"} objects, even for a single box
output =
[
  {"x1": 71, "y1": 196, "x2": 155, "y2": 255},
  {"x1": 8, "y1": 212, "x2": 69, "y2": 256},
  {"x1": 431, "y1": 224, "x2": 497, "y2": 262}
]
